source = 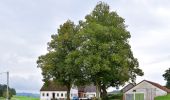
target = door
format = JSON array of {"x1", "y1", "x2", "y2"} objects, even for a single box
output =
[
  {"x1": 52, "y1": 93, "x2": 55, "y2": 99},
  {"x1": 135, "y1": 93, "x2": 144, "y2": 100}
]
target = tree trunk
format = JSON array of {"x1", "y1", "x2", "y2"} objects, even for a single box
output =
[
  {"x1": 96, "y1": 81, "x2": 101, "y2": 100},
  {"x1": 67, "y1": 84, "x2": 71, "y2": 100},
  {"x1": 101, "y1": 85, "x2": 108, "y2": 100}
]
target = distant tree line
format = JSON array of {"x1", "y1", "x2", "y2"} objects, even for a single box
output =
[{"x1": 0, "y1": 84, "x2": 16, "y2": 98}]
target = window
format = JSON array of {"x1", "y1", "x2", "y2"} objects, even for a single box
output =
[
  {"x1": 61, "y1": 93, "x2": 63, "y2": 97},
  {"x1": 65, "y1": 93, "x2": 67, "y2": 97},
  {"x1": 57, "y1": 93, "x2": 59, "y2": 97},
  {"x1": 42, "y1": 93, "x2": 45, "y2": 96},
  {"x1": 47, "y1": 93, "x2": 49, "y2": 96}
]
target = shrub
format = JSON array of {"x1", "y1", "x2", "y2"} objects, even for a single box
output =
[{"x1": 108, "y1": 93, "x2": 123, "y2": 100}]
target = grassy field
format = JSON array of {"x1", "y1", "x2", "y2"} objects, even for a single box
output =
[
  {"x1": 0, "y1": 96, "x2": 39, "y2": 100},
  {"x1": 155, "y1": 94, "x2": 170, "y2": 100}
]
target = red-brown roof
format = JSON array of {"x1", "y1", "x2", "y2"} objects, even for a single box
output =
[
  {"x1": 145, "y1": 80, "x2": 170, "y2": 93},
  {"x1": 40, "y1": 81, "x2": 68, "y2": 91}
]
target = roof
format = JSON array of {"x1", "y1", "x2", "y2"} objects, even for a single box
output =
[
  {"x1": 122, "y1": 83, "x2": 135, "y2": 93},
  {"x1": 40, "y1": 81, "x2": 68, "y2": 91},
  {"x1": 78, "y1": 84, "x2": 96, "y2": 92},
  {"x1": 125, "y1": 80, "x2": 170, "y2": 93},
  {"x1": 144, "y1": 80, "x2": 170, "y2": 93}
]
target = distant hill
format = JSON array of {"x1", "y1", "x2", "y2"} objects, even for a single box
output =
[{"x1": 16, "y1": 93, "x2": 40, "y2": 98}]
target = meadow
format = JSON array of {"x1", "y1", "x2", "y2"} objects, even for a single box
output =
[
  {"x1": 0, "y1": 96, "x2": 39, "y2": 100},
  {"x1": 155, "y1": 94, "x2": 170, "y2": 100}
]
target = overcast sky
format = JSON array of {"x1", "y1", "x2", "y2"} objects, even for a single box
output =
[{"x1": 0, "y1": 0, "x2": 170, "y2": 93}]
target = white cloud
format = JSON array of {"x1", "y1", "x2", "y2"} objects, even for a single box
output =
[{"x1": 156, "y1": 7, "x2": 170, "y2": 18}]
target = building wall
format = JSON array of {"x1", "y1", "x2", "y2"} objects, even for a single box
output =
[
  {"x1": 125, "y1": 81, "x2": 167, "y2": 100},
  {"x1": 40, "y1": 88, "x2": 78, "y2": 100},
  {"x1": 83, "y1": 92, "x2": 96, "y2": 99},
  {"x1": 70, "y1": 87, "x2": 78, "y2": 97},
  {"x1": 40, "y1": 91, "x2": 67, "y2": 100}
]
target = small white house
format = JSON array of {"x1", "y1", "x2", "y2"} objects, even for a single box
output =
[
  {"x1": 124, "y1": 80, "x2": 170, "y2": 100},
  {"x1": 40, "y1": 81, "x2": 96, "y2": 100},
  {"x1": 40, "y1": 81, "x2": 78, "y2": 100}
]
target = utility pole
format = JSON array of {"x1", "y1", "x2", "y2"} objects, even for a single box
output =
[{"x1": 7, "y1": 71, "x2": 9, "y2": 100}]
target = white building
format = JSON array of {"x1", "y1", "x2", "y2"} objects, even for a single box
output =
[
  {"x1": 124, "y1": 80, "x2": 170, "y2": 100},
  {"x1": 40, "y1": 81, "x2": 78, "y2": 100},
  {"x1": 40, "y1": 81, "x2": 96, "y2": 100}
]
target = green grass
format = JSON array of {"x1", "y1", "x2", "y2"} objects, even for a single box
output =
[
  {"x1": 0, "y1": 96, "x2": 39, "y2": 100},
  {"x1": 155, "y1": 94, "x2": 170, "y2": 100}
]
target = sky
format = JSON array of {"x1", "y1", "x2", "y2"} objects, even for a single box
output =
[{"x1": 0, "y1": 0, "x2": 170, "y2": 93}]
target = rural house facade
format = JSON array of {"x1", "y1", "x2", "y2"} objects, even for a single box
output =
[
  {"x1": 40, "y1": 81, "x2": 96, "y2": 100},
  {"x1": 124, "y1": 80, "x2": 170, "y2": 100},
  {"x1": 40, "y1": 82, "x2": 78, "y2": 100}
]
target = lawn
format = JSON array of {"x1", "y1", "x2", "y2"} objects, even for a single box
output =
[
  {"x1": 0, "y1": 96, "x2": 39, "y2": 100},
  {"x1": 155, "y1": 94, "x2": 170, "y2": 100}
]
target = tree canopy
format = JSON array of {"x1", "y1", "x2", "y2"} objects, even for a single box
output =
[
  {"x1": 74, "y1": 2, "x2": 143, "y2": 99},
  {"x1": 37, "y1": 2, "x2": 143, "y2": 100},
  {"x1": 37, "y1": 20, "x2": 81, "y2": 100}
]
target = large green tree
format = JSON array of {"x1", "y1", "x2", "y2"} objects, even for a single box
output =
[
  {"x1": 37, "y1": 20, "x2": 80, "y2": 100},
  {"x1": 163, "y1": 68, "x2": 170, "y2": 88},
  {"x1": 75, "y1": 2, "x2": 143, "y2": 99},
  {"x1": 37, "y1": 2, "x2": 143, "y2": 100}
]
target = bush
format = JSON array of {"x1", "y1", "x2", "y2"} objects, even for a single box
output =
[{"x1": 108, "y1": 93, "x2": 123, "y2": 100}]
